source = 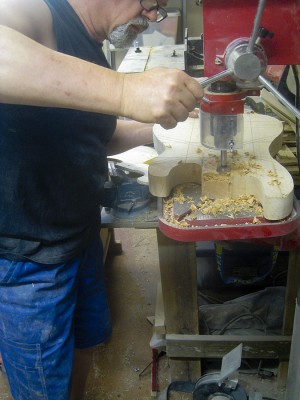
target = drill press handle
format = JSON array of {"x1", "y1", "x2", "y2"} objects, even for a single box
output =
[{"x1": 201, "y1": 0, "x2": 300, "y2": 121}]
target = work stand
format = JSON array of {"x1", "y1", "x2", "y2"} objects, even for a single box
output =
[
  {"x1": 156, "y1": 230, "x2": 300, "y2": 386},
  {"x1": 101, "y1": 198, "x2": 300, "y2": 388}
]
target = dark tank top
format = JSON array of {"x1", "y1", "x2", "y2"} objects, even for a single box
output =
[{"x1": 0, "y1": 0, "x2": 117, "y2": 263}]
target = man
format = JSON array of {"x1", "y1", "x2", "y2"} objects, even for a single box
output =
[{"x1": 0, "y1": 1, "x2": 203, "y2": 399}]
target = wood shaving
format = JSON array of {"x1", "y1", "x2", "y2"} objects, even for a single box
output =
[
  {"x1": 231, "y1": 160, "x2": 262, "y2": 175},
  {"x1": 267, "y1": 170, "x2": 281, "y2": 186},
  {"x1": 163, "y1": 184, "x2": 264, "y2": 227},
  {"x1": 268, "y1": 170, "x2": 278, "y2": 177},
  {"x1": 203, "y1": 172, "x2": 231, "y2": 182},
  {"x1": 205, "y1": 152, "x2": 262, "y2": 177},
  {"x1": 196, "y1": 195, "x2": 263, "y2": 218},
  {"x1": 269, "y1": 178, "x2": 281, "y2": 186},
  {"x1": 252, "y1": 216, "x2": 261, "y2": 224}
]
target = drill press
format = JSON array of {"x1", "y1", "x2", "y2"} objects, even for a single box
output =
[{"x1": 199, "y1": 0, "x2": 300, "y2": 172}]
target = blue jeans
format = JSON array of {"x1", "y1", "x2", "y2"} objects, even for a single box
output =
[{"x1": 0, "y1": 234, "x2": 112, "y2": 399}]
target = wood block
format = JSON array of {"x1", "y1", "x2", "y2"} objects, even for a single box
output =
[
  {"x1": 148, "y1": 113, "x2": 294, "y2": 221},
  {"x1": 154, "y1": 280, "x2": 165, "y2": 335},
  {"x1": 100, "y1": 228, "x2": 122, "y2": 263}
]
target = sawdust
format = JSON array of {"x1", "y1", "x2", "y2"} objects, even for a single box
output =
[
  {"x1": 203, "y1": 172, "x2": 231, "y2": 182},
  {"x1": 197, "y1": 195, "x2": 263, "y2": 217},
  {"x1": 268, "y1": 178, "x2": 281, "y2": 186},
  {"x1": 202, "y1": 152, "x2": 264, "y2": 179},
  {"x1": 223, "y1": 151, "x2": 261, "y2": 175},
  {"x1": 203, "y1": 151, "x2": 282, "y2": 187},
  {"x1": 230, "y1": 158, "x2": 262, "y2": 176},
  {"x1": 163, "y1": 184, "x2": 264, "y2": 227},
  {"x1": 267, "y1": 170, "x2": 282, "y2": 186}
]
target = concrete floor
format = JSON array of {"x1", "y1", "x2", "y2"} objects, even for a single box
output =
[
  {"x1": 0, "y1": 228, "x2": 289, "y2": 399},
  {"x1": 85, "y1": 228, "x2": 166, "y2": 400}
]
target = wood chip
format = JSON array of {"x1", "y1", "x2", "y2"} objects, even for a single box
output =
[{"x1": 163, "y1": 184, "x2": 264, "y2": 227}]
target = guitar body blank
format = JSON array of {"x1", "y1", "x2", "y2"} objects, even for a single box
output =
[{"x1": 148, "y1": 113, "x2": 294, "y2": 221}]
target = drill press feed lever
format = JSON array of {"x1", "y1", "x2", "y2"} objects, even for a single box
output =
[{"x1": 200, "y1": 0, "x2": 300, "y2": 169}]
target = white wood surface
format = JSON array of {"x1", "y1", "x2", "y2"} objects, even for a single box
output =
[{"x1": 117, "y1": 44, "x2": 185, "y2": 73}]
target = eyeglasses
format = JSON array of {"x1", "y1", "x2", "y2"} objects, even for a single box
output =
[{"x1": 140, "y1": 0, "x2": 168, "y2": 23}]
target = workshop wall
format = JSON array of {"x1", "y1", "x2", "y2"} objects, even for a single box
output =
[
  {"x1": 167, "y1": 0, "x2": 203, "y2": 40},
  {"x1": 186, "y1": 0, "x2": 203, "y2": 38}
]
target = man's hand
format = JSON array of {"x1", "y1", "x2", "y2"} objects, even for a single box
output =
[
  {"x1": 120, "y1": 67, "x2": 204, "y2": 129},
  {"x1": 0, "y1": 26, "x2": 203, "y2": 126}
]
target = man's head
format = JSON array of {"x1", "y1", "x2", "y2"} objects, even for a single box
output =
[{"x1": 108, "y1": 0, "x2": 168, "y2": 48}]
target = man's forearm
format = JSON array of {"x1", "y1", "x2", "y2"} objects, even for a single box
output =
[
  {"x1": 0, "y1": 25, "x2": 203, "y2": 129},
  {"x1": 0, "y1": 25, "x2": 125, "y2": 114},
  {"x1": 107, "y1": 120, "x2": 154, "y2": 155}
]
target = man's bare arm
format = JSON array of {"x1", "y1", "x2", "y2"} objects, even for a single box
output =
[
  {"x1": 0, "y1": 0, "x2": 203, "y2": 129},
  {"x1": 0, "y1": 24, "x2": 203, "y2": 129},
  {"x1": 0, "y1": 25, "x2": 126, "y2": 114},
  {"x1": 106, "y1": 120, "x2": 154, "y2": 155}
]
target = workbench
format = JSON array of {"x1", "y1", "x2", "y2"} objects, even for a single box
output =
[
  {"x1": 117, "y1": 44, "x2": 185, "y2": 73},
  {"x1": 101, "y1": 197, "x2": 300, "y2": 387}
]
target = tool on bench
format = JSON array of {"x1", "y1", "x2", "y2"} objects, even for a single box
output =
[{"x1": 101, "y1": 161, "x2": 151, "y2": 214}]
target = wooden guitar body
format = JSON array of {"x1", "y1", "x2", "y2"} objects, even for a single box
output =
[{"x1": 148, "y1": 113, "x2": 294, "y2": 221}]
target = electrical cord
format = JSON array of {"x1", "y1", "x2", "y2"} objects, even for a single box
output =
[
  {"x1": 218, "y1": 313, "x2": 267, "y2": 335},
  {"x1": 272, "y1": 269, "x2": 288, "y2": 286},
  {"x1": 197, "y1": 290, "x2": 224, "y2": 304},
  {"x1": 257, "y1": 360, "x2": 276, "y2": 378},
  {"x1": 262, "y1": 397, "x2": 278, "y2": 400},
  {"x1": 188, "y1": 50, "x2": 204, "y2": 61},
  {"x1": 238, "y1": 359, "x2": 276, "y2": 379}
]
